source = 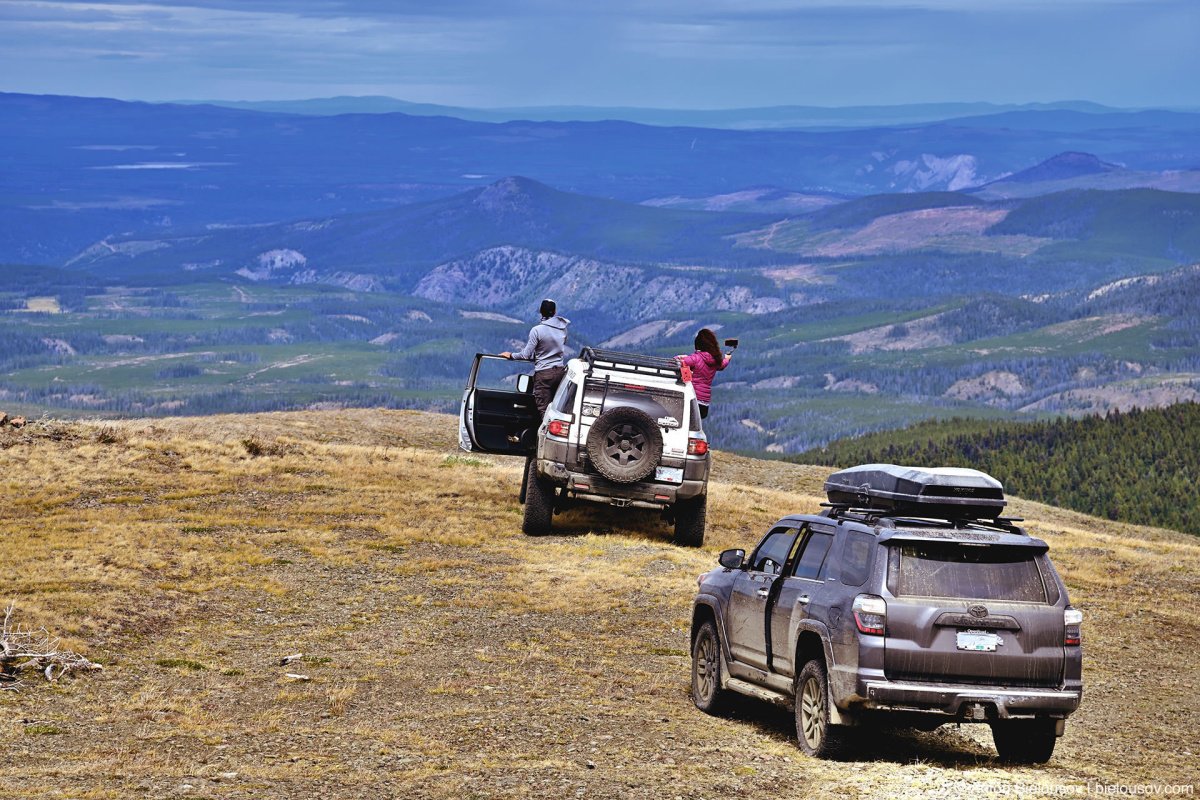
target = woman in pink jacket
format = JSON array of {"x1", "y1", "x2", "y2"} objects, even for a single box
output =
[{"x1": 677, "y1": 328, "x2": 732, "y2": 420}]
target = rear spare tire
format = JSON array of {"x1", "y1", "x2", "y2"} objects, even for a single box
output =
[{"x1": 585, "y1": 407, "x2": 663, "y2": 484}]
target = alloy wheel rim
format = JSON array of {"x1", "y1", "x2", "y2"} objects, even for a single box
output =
[
  {"x1": 801, "y1": 676, "x2": 825, "y2": 749},
  {"x1": 695, "y1": 633, "x2": 715, "y2": 700}
]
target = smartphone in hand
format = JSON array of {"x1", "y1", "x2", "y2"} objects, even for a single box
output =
[{"x1": 724, "y1": 338, "x2": 739, "y2": 349}]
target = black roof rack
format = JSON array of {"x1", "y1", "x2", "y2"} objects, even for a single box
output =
[
  {"x1": 819, "y1": 503, "x2": 1025, "y2": 534},
  {"x1": 579, "y1": 347, "x2": 684, "y2": 383}
]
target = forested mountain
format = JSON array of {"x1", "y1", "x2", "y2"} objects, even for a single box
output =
[
  {"x1": 5, "y1": 94, "x2": 1200, "y2": 481},
  {"x1": 787, "y1": 403, "x2": 1200, "y2": 535},
  {"x1": 6, "y1": 92, "x2": 1200, "y2": 264}
]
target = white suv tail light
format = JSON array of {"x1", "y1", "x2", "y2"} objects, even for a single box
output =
[{"x1": 853, "y1": 594, "x2": 887, "y2": 635}]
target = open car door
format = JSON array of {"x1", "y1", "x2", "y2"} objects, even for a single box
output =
[{"x1": 459, "y1": 354, "x2": 541, "y2": 455}]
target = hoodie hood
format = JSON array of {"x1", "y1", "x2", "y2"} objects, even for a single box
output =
[{"x1": 541, "y1": 315, "x2": 570, "y2": 329}]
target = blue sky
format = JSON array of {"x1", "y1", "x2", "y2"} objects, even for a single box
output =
[{"x1": 0, "y1": 0, "x2": 1196, "y2": 108}]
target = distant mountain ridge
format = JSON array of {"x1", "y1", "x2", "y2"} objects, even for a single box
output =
[
  {"x1": 1000, "y1": 152, "x2": 1121, "y2": 183},
  {"x1": 5, "y1": 92, "x2": 1200, "y2": 265},
  {"x1": 167, "y1": 97, "x2": 1134, "y2": 130},
  {"x1": 65, "y1": 176, "x2": 782, "y2": 289}
]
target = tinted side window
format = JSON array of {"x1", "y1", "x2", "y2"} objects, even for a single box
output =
[
  {"x1": 839, "y1": 531, "x2": 876, "y2": 587},
  {"x1": 793, "y1": 532, "x2": 835, "y2": 580},
  {"x1": 751, "y1": 528, "x2": 797, "y2": 575},
  {"x1": 553, "y1": 380, "x2": 577, "y2": 413}
]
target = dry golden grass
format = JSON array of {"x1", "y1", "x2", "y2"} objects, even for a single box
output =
[{"x1": 0, "y1": 409, "x2": 1197, "y2": 799}]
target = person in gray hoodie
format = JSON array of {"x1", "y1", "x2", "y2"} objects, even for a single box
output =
[{"x1": 501, "y1": 299, "x2": 570, "y2": 418}]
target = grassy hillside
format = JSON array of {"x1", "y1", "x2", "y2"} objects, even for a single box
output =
[
  {"x1": 1, "y1": 410, "x2": 1197, "y2": 797},
  {"x1": 988, "y1": 189, "x2": 1200, "y2": 262},
  {"x1": 789, "y1": 402, "x2": 1200, "y2": 534}
]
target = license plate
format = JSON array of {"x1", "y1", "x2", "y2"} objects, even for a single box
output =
[
  {"x1": 655, "y1": 466, "x2": 683, "y2": 484},
  {"x1": 956, "y1": 631, "x2": 1002, "y2": 652}
]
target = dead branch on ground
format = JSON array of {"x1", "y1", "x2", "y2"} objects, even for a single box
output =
[{"x1": 0, "y1": 603, "x2": 103, "y2": 691}]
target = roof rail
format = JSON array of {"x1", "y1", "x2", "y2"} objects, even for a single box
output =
[
  {"x1": 820, "y1": 503, "x2": 1025, "y2": 534},
  {"x1": 579, "y1": 347, "x2": 684, "y2": 383}
]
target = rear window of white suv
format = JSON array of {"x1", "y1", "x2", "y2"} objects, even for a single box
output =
[{"x1": 887, "y1": 542, "x2": 1048, "y2": 603}]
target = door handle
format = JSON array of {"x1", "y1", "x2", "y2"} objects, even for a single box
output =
[
  {"x1": 756, "y1": 588, "x2": 771, "y2": 598},
  {"x1": 798, "y1": 595, "x2": 811, "y2": 606}
]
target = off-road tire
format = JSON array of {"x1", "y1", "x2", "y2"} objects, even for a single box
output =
[
  {"x1": 518, "y1": 457, "x2": 532, "y2": 505},
  {"x1": 691, "y1": 620, "x2": 728, "y2": 714},
  {"x1": 795, "y1": 659, "x2": 846, "y2": 759},
  {"x1": 585, "y1": 407, "x2": 663, "y2": 484},
  {"x1": 522, "y1": 463, "x2": 554, "y2": 536},
  {"x1": 991, "y1": 719, "x2": 1058, "y2": 764},
  {"x1": 674, "y1": 494, "x2": 707, "y2": 547}
]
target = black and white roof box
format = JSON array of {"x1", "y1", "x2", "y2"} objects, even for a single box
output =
[{"x1": 824, "y1": 463, "x2": 1006, "y2": 519}]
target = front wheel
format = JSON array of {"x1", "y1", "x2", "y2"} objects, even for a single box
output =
[
  {"x1": 522, "y1": 463, "x2": 554, "y2": 536},
  {"x1": 518, "y1": 457, "x2": 532, "y2": 505},
  {"x1": 674, "y1": 494, "x2": 707, "y2": 548},
  {"x1": 691, "y1": 620, "x2": 727, "y2": 714},
  {"x1": 795, "y1": 659, "x2": 846, "y2": 759},
  {"x1": 991, "y1": 719, "x2": 1058, "y2": 764}
]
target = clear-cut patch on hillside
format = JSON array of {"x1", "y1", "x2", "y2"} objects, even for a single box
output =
[
  {"x1": 736, "y1": 207, "x2": 1053, "y2": 257},
  {"x1": 944, "y1": 371, "x2": 1027, "y2": 402},
  {"x1": 1020, "y1": 374, "x2": 1200, "y2": 414},
  {"x1": 824, "y1": 313, "x2": 953, "y2": 354}
]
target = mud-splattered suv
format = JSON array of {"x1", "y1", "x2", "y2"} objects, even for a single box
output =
[
  {"x1": 459, "y1": 347, "x2": 711, "y2": 545},
  {"x1": 690, "y1": 464, "x2": 1083, "y2": 763}
]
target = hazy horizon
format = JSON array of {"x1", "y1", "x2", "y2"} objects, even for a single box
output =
[{"x1": 1, "y1": 0, "x2": 1196, "y2": 109}]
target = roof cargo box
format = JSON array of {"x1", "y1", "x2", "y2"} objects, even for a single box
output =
[{"x1": 824, "y1": 463, "x2": 1006, "y2": 519}]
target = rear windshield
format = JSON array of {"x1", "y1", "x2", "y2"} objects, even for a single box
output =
[
  {"x1": 582, "y1": 380, "x2": 685, "y2": 428},
  {"x1": 887, "y1": 542, "x2": 1047, "y2": 603}
]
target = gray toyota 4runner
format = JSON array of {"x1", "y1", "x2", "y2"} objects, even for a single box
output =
[
  {"x1": 459, "y1": 347, "x2": 711, "y2": 545},
  {"x1": 690, "y1": 464, "x2": 1083, "y2": 763}
]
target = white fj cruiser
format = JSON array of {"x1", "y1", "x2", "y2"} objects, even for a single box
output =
[{"x1": 459, "y1": 347, "x2": 711, "y2": 545}]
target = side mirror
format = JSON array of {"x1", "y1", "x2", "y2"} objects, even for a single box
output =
[
  {"x1": 718, "y1": 548, "x2": 745, "y2": 570},
  {"x1": 516, "y1": 373, "x2": 532, "y2": 393}
]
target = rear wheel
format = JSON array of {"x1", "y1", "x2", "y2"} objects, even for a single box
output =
[
  {"x1": 674, "y1": 494, "x2": 707, "y2": 548},
  {"x1": 795, "y1": 659, "x2": 846, "y2": 759},
  {"x1": 522, "y1": 463, "x2": 554, "y2": 536},
  {"x1": 691, "y1": 620, "x2": 727, "y2": 714},
  {"x1": 991, "y1": 719, "x2": 1058, "y2": 764}
]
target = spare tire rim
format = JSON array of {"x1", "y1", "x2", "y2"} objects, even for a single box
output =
[{"x1": 604, "y1": 423, "x2": 646, "y2": 466}]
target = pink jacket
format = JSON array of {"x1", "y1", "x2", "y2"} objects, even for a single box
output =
[{"x1": 678, "y1": 351, "x2": 730, "y2": 405}]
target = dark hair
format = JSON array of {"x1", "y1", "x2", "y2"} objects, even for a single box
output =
[
  {"x1": 539, "y1": 299, "x2": 556, "y2": 318},
  {"x1": 695, "y1": 328, "x2": 723, "y2": 365}
]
